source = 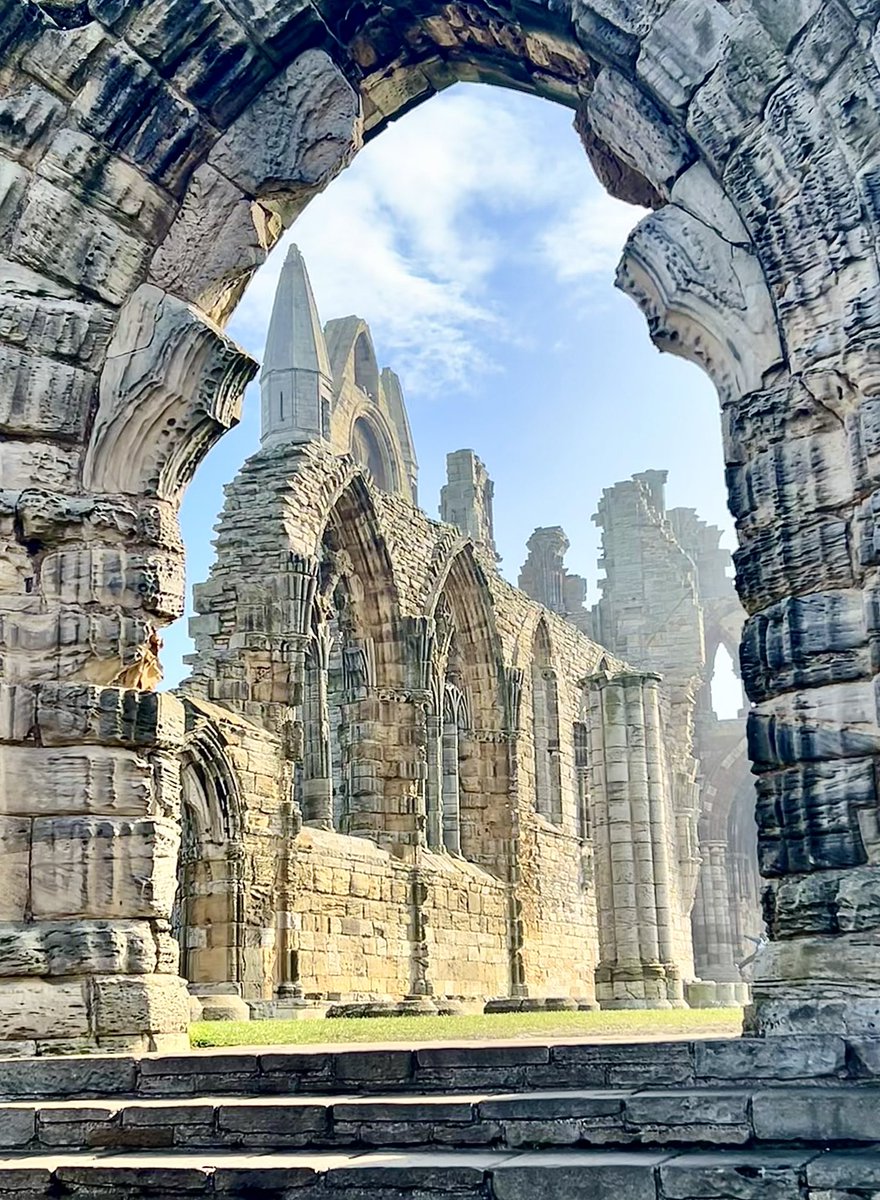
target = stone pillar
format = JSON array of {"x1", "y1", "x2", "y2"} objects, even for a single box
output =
[
  {"x1": 441, "y1": 718, "x2": 462, "y2": 856},
  {"x1": 503, "y1": 668, "x2": 527, "y2": 999},
  {"x1": 590, "y1": 672, "x2": 686, "y2": 1009},
  {"x1": 692, "y1": 841, "x2": 740, "y2": 985},
  {"x1": 425, "y1": 705, "x2": 443, "y2": 852}
]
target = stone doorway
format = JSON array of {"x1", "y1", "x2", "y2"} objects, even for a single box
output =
[{"x1": 2, "y1": 0, "x2": 877, "y2": 1050}]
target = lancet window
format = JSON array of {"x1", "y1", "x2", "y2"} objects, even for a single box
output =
[{"x1": 532, "y1": 622, "x2": 562, "y2": 825}]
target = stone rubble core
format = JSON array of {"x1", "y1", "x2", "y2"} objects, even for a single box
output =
[
  {"x1": 1, "y1": 0, "x2": 879, "y2": 1048},
  {"x1": 0, "y1": 1035, "x2": 876, "y2": 1197},
  {"x1": 173, "y1": 246, "x2": 756, "y2": 1022}
]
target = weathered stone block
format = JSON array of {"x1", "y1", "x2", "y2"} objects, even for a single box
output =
[
  {"x1": 694, "y1": 1035, "x2": 844, "y2": 1081},
  {"x1": 0, "y1": 1107, "x2": 35, "y2": 1149},
  {"x1": 208, "y1": 48, "x2": 361, "y2": 198},
  {"x1": 661, "y1": 1150, "x2": 810, "y2": 1200},
  {"x1": 587, "y1": 67, "x2": 692, "y2": 198},
  {"x1": 36, "y1": 127, "x2": 173, "y2": 243},
  {"x1": 0, "y1": 815, "x2": 30, "y2": 920},
  {"x1": 493, "y1": 1150, "x2": 670, "y2": 1200},
  {"x1": 0, "y1": 745, "x2": 154, "y2": 818},
  {"x1": 92, "y1": 974, "x2": 189, "y2": 1037},
  {"x1": 753, "y1": 1085, "x2": 880, "y2": 1142},
  {"x1": 11, "y1": 177, "x2": 150, "y2": 306},
  {"x1": 149, "y1": 164, "x2": 275, "y2": 323},
  {"x1": 20, "y1": 20, "x2": 108, "y2": 101},
  {"x1": 29, "y1": 816, "x2": 179, "y2": 920},
  {"x1": 0, "y1": 77, "x2": 63, "y2": 164},
  {"x1": 637, "y1": 0, "x2": 734, "y2": 110},
  {"x1": 72, "y1": 40, "x2": 213, "y2": 194},
  {"x1": 0, "y1": 979, "x2": 89, "y2": 1040},
  {"x1": 35, "y1": 684, "x2": 185, "y2": 750}
]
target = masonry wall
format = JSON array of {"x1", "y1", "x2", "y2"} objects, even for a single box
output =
[
  {"x1": 285, "y1": 830, "x2": 413, "y2": 1001},
  {"x1": 180, "y1": 445, "x2": 700, "y2": 1011},
  {"x1": 421, "y1": 854, "x2": 510, "y2": 1001}
]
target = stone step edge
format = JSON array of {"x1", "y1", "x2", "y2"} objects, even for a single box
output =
[
  {"x1": 0, "y1": 1144, "x2": 865, "y2": 1200},
  {"x1": 0, "y1": 1033, "x2": 869, "y2": 1101},
  {"x1": 0, "y1": 1085, "x2": 877, "y2": 1153}
]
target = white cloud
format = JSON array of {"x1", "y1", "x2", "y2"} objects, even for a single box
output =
[
  {"x1": 229, "y1": 84, "x2": 646, "y2": 398},
  {"x1": 538, "y1": 191, "x2": 646, "y2": 283}
]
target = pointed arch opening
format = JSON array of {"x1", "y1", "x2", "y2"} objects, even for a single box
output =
[{"x1": 531, "y1": 620, "x2": 563, "y2": 826}]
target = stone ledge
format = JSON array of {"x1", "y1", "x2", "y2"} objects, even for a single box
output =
[
  {"x1": 0, "y1": 1034, "x2": 861, "y2": 1101},
  {"x1": 0, "y1": 1146, "x2": 841, "y2": 1199},
  {"x1": 1, "y1": 1083, "x2": 876, "y2": 1154}
]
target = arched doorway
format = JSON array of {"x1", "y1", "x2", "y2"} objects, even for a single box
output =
[{"x1": 3, "y1": 1, "x2": 878, "y2": 1048}]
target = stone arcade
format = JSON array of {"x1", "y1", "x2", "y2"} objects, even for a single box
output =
[
  {"x1": 173, "y1": 246, "x2": 758, "y2": 1020},
  {"x1": 1, "y1": 0, "x2": 879, "y2": 1057}
]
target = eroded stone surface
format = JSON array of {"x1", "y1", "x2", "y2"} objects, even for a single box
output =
[{"x1": 0, "y1": 0, "x2": 879, "y2": 1048}]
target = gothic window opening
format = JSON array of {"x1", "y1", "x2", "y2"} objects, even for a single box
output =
[
  {"x1": 354, "y1": 330, "x2": 379, "y2": 398},
  {"x1": 442, "y1": 680, "x2": 469, "y2": 856},
  {"x1": 574, "y1": 720, "x2": 591, "y2": 841},
  {"x1": 351, "y1": 415, "x2": 395, "y2": 492},
  {"x1": 302, "y1": 619, "x2": 334, "y2": 828},
  {"x1": 532, "y1": 623, "x2": 563, "y2": 825}
]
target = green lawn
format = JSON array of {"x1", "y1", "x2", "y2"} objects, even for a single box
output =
[{"x1": 190, "y1": 1006, "x2": 743, "y2": 1048}]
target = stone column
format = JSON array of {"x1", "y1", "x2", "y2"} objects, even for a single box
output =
[
  {"x1": 590, "y1": 672, "x2": 686, "y2": 1008},
  {"x1": 693, "y1": 841, "x2": 741, "y2": 985}
]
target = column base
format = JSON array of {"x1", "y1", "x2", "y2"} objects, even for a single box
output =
[
  {"x1": 685, "y1": 980, "x2": 751, "y2": 1008},
  {"x1": 746, "y1": 985, "x2": 880, "y2": 1036},
  {"x1": 595, "y1": 962, "x2": 687, "y2": 1009},
  {"x1": 191, "y1": 983, "x2": 250, "y2": 1022}
]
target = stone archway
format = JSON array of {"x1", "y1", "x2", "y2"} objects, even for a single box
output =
[{"x1": 2, "y1": 0, "x2": 878, "y2": 1050}]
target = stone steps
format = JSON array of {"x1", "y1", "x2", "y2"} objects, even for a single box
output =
[
  {"x1": 0, "y1": 1145, "x2": 873, "y2": 1200},
  {"x1": 0, "y1": 1082, "x2": 877, "y2": 1155},
  {"x1": 0, "y1": 1034, "x2": 861, "y2": 1102},
  {"x1": 0, "y1": 1036, "x2": 876, "y2": 1196}
]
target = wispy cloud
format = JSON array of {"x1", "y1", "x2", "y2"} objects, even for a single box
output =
[
  {"x1": 230, "y1": 85, "x2": 644, "y2": 398},
  {"x1": 539, "y1": 191, "x2": 646, "y2": 283}
]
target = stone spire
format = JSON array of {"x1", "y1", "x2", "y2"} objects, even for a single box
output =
[
  {"x1": 440, "y1": 450, "x2": 498, "y2": 559},
  {"x1": 260, "y1": 243, "x2": 334, "y2": 448}
]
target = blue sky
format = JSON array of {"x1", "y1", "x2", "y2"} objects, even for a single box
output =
[{"x1": 166, "y1": 83, "x2": 740, "y2": 712}]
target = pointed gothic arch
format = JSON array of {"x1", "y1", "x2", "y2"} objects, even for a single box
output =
[
  {"x1": 531, "y1": 619, "x2": 563, "y2": 827},
  {"x1": 174, "y1": 716, "x2": 246, "y2": 992}
]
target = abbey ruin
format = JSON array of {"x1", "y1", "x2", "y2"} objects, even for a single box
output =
[
  {"x1": 173, "y1": 246, "x2": 758, "y2": 1021},
  {"x1": 4, "y1": 0, "x2": 880, "y2": 1189}
]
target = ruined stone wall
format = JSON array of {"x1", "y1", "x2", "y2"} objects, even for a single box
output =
[
  {"x1": 285, "y1": 830, "x2": 413, "y2": 1001},
  {"x1": 420, "y1": 854, "x2": 510, "y2": 1002},
  {"x1": 181, "y1": 443, "x2": 654, "y2": 1008},
  {"x1": 591, "y1": 471, "x2": 758, "y2": 999}
]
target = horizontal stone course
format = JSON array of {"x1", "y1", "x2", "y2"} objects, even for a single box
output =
[
  {"x1": 1, "y1": 1080, "x2": 878, "y2": 1156},
  {"x1": 0, "y1": 1146, "x2": 847, "y2": 1199},
  {"x1": 0, "y1": 1035, "x2": 863, "y2": 1102},
  {"x1": 0, "y1": 1037, "x2": 873, "y2": 1195}
]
